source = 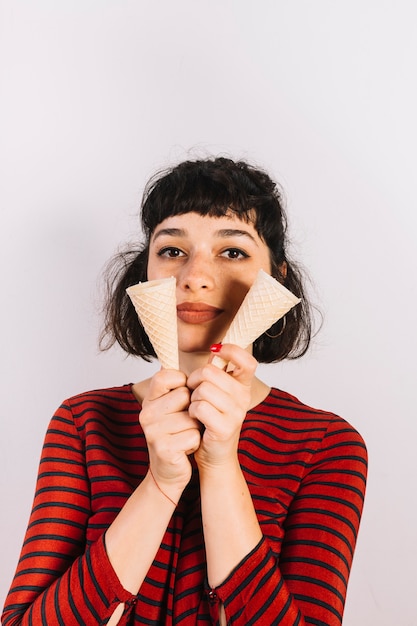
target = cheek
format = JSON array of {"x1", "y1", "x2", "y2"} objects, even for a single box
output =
[
  {"x1": 146, "y1": 265, "x2": 156, "y2": 281},
  {"x1": 262, "y1": 250, "x2": 273, "y2": 275},
  {"x1": 146, "y1": 254, "x2": 168, "y2": 281},
  {"x1": 224, "y1": 277, "x2": 253, "y2": 315}
]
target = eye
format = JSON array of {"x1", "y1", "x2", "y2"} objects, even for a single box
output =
[
  {"x1": 220, "y1": 248, "x2": 249, "y2": 260},
  {"x1": 157, "y1": 247, "x2": 185, "y2": 258}
]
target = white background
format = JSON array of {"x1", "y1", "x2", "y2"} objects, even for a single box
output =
[{"x1": 1, "y1": 2, "x2": 416, "y2": 624}]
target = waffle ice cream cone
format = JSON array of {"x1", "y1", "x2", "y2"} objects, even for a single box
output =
[
  {"x1": 126, "y1": 277, "x2": 179, "y2": 370},
  {"x1": 212, "y1": 269, "x2": 301, "y2": 369}
]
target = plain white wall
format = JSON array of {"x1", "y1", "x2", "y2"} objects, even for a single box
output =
[{"x1": 1, "y1": 2, "x2": 416, "y2": 624}]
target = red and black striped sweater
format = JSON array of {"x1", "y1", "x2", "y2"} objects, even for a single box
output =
[{"x1": 2, "y1": 384, "x2": 367, "y2": 625}]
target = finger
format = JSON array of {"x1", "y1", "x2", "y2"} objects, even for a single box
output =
[
  {"x1": 167, "y1": 415, "x2": 201, "y2": 436},
  {"x1": 140, "y1": 403, "x2": 197, "y2": 435},
  {"x1": 208, "y1": 343, "x2": 258, "y2": 385},
  {"x1": 189, "y1": 379, "x2": 229, "y2": 413},
  {"x1": 149, "y1": 428, "x2": 201, "y2": 487},
  {"x1": 188, "y1": 395, "x2": 224, "y2": 429},
  {"x1": 146, "y1": 368, "x2": 188, "y2": 401},
  {"x1": 142, "y1": 408, "x2": 199, "y2": 431},
  {"x1": 188, "y1": 352, "x2": 256, "y2": 394},
  {"x1": 151, "y1": 426, "x2": 202, "y2": 459},
  {"x1": 142, "y1": 387, "x2": 191, "y2": 423},
  {"x1": 189, "y1": 382, "x2": 242, "y2": 429},
  {"x1": 175, "y1": 428, "x2": 202, "y2": 456},
  {"x1": 187, "y1": 367, "x2": 248, "y2": 417}
]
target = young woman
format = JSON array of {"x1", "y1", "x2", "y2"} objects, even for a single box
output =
[{"x1": 2, "y1": 157, "x2": 367, "y2": 625}]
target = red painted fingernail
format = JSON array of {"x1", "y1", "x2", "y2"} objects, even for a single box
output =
[{"x1": 210, "y1": 343, "x2": 222, "y2": 353}]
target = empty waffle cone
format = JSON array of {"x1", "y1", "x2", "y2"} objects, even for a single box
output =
[
  {"x1": 126, "y1": 277, "x2": 179, "y2": 370},
  {"x1": 212, "y1": 269, "x2": 301, "y2": 369}
]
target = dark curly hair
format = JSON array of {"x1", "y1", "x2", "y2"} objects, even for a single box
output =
[{"x1": 100, "y1": 157, "x2": 314, "y2": 363}]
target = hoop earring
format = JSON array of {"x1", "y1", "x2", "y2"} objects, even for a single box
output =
[{"x1": 265, "y1": 316, "x2": 286, "y2": 338}]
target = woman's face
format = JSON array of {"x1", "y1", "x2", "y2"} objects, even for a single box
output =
[{"x1": 147, "y1": 212, "x2": 272, "y2": 355}]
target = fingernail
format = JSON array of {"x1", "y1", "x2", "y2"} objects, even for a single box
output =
[{"x1": 210, "y1": 343, "x2": 222, "y2": 353}]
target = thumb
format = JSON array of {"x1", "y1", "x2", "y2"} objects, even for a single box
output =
[{"x1": 209, "y1": 343, "x2": 257, "y2": 385}]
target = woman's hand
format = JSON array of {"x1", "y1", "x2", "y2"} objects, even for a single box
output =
[
  {"x1": 140, "y1": 369, "x2": 201, "y2": 502},
  {"x1": 187, "y1": 345, "x2": 263, "y2": 592},
  {"x1": 187, "y1": 344, "x2": 257, "y2": 471}
]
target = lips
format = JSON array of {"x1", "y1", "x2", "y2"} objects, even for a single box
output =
[{"x1": 177, "y1": 302, "x2": 223, "y2": 324}]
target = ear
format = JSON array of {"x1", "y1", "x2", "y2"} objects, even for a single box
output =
[{"x1": 279, "y1": 261, "x2": 288, "y2": 279}]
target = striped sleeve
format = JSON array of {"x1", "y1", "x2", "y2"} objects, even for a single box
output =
[
  {"x1": 1, "y1": 402, "x2": 135, "y2": 626},
  {"x1": 207, "y1": 417, "x2": 367, "y2": 625}
]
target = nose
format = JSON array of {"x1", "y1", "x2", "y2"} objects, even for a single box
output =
[{"x1": 177, "y1": 254, "x2": 215, "y2": 292}]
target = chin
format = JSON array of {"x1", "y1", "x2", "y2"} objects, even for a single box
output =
[
  {"x1": 178, "y1": 340, "x2": 212, "y2": 355},
  {"x1": 178, "y1": 324, "x2": 226, "y2": 354}
]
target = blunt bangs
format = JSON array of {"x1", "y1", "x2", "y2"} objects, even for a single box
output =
[{"x1": 140, "y1": 158, "x2": 280, "y2": 242}]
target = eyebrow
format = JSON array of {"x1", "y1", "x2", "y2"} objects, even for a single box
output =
[
  {"x1": 152, "y1": 228, "x2": 186, "y2": 241},
  {"x1": 152, "y1": 227, "x2": 258, "y2": 244}
]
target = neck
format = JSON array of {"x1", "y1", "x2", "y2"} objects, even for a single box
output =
[{"x1": 179, "y1": 350, "x2": 211, "y2": 376}]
